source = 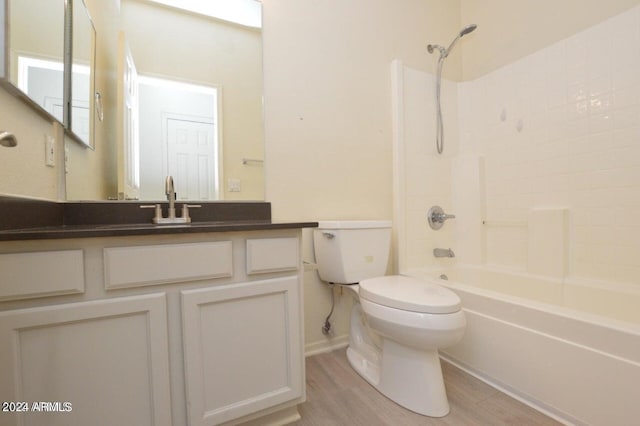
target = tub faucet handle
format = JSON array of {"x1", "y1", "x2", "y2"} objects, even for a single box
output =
[{"x1": 428, "y1": 205, "x2": 456, "y2": 230}]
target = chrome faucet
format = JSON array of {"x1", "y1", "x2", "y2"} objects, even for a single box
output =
[
  {"x1": 433, "y1": 248, "x2": 455, "y2": 258},
  {"x1": 165, "y1": 175, "x2": 176, "y2": 219},
  {"x1": 140, "y1": 176, "x2": 201, "y2": 224}
]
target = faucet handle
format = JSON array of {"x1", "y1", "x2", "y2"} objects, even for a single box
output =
[
  {"x1": 140, "y1": 204, "x2": 163, "y2": 223},
  {"x1": 427, "y1": 205, "x2": 455, "y2": 230},
  {"x1": 181, "y1": 204, "x2": 202, "y2": 223}
]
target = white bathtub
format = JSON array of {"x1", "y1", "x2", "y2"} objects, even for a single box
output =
[{"x1": 406, "y1": 265, "x2": 640, "y2": 426}]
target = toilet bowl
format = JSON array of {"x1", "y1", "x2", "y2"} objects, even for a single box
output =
[{"x1": 313, "y1": 221, "x2": 466, "y2": 417}]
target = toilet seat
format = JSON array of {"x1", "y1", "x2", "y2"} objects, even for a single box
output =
[{"x1": 359, "y1": 275, "x2": 460, "y2": 314}]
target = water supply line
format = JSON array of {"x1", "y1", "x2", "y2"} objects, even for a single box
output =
[
  {"x1": 322, "y1": 283, "x2": 336, "y2": 335},
  {"x1": 427, "y1": 24, "x2": 477, "y2": 154}
]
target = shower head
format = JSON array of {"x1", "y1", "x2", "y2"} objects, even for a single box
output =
[
  {"x1": 428, "y1": 24, "x2": 478, "y2": 59},
  {"x1": 444, "y1": 24, "x2": 477, "y2": 57},
  {"x1": 459, "y1": 24, "x2": 477, "y2": 37}
]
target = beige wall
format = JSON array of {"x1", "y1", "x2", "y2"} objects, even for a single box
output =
[
  {"x1": 263, "y1": 0, "x2": 459, "y2": 222},
  {"x1": 0, "y1": 88, "x2": 59, "y2": 199},
  {"x1": 460, "y1": 0, "x2": 640, "y2": 80},
  {"x1": 262, "y1": 0, "x2": 461, "y2": 351},
  {"x1": 263, "y1": 0, "x2": 640, "y2": 351},
  {"x1": 4, "y1": 0, "x2": 640, "y2": 349}
]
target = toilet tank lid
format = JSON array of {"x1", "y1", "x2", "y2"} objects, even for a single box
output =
[{"x1": 316, "y1": 220, "x2": 392, "y2": 230}]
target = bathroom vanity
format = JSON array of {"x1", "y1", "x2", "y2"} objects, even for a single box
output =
[{"x1": 0, "y1": 197, "x2": 316, "y2": 426}]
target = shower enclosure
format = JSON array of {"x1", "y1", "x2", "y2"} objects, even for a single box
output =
[{"x1": 392, "y1": 5, "x2": 640, "y2": 425}]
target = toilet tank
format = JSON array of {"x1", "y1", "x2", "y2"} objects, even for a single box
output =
[{"x1": 313, "y1": 220, "x2": 392, "y2": 284}]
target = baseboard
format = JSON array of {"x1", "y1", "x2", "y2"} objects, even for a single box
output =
[{"x1": 305, "y1": 334, "x2": 349, "y2": 357}]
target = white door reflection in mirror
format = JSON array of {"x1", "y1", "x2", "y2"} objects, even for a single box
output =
[
  {"x1": 167, "y1": 117, "x2": 218, "y2": 201},
  {"x1": 117, "y1": 32, "x2": 140, "y2": 201},
  {"x1": 138, "y1": 76, "x2": 220, "y2": 201}
]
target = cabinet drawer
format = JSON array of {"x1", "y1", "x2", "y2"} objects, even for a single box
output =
[
  {"x1": 104, "y1": 241, "x2": 232, "y2": 290},
  {"x1": 246, "y1": 238, "x2": 299, "y2": 275},
  {"x1": 0, "y1": 250, "x2": 84, "y2": 301}
]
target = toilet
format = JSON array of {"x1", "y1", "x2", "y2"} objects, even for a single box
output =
[{"x1": 313, "y1": 220, "x2": 465, "y2": 417}]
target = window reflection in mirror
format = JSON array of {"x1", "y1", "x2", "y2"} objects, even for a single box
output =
[{"x1": 8, "y1": 0, "x2": 65, "y2": 122}]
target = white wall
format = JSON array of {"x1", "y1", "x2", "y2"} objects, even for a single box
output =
[
  {"x1": 399, "y1": 4, "x2": 640, "y2": 291},
  {"x1": 392, "y1": 62, "x2": 459, "y2": 273},
  {"x1": 458, "y1": 5, "x2": 640, "y2": 285}
]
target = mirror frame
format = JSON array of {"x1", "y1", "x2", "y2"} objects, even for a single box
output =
[
  {"x1": 0, "y1": 0, "x2": 4, "y2": 79},
  {"x1": 65, "y1": 0, "x2": 96, "y2": 149}
]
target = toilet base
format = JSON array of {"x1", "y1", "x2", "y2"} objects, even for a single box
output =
[
  {"x1": 346, "y1": 304, "x2": 451, "y2": 417},
  {"x1": 347, "y1": 340, "x2": 450, "y2": 417}
]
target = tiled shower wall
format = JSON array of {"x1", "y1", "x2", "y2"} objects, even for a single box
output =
[
  {"x1": 457, "y1": 5, "x2": 640, "y2": 284},
  {"x1": 396, "y1": 64, "x2": 457, "y2": 272}
]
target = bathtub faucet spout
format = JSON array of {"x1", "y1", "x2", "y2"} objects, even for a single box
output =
[{"x1": 434, "y1": 248, "x2": 455, "y2": 258}]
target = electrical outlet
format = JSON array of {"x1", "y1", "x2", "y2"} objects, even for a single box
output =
[{"x1": 45, "y1": 135, "x2": 55, "y2": 167}]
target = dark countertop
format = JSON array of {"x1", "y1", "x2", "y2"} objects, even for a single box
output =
[
  {"x1": 0, "y1": 220, "x2": 318, "y2": 241},
  {"x1": 0, "y1": 196, "x2": 317, "y2": 241}
]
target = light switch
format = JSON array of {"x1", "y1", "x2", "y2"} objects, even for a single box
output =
[{"x1": 228, "y1": 178, "x2": 241, "y2": 192}]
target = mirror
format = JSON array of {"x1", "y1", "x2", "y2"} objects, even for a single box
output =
[
  {"x1": 68, "y1": 0, "x2": 96, "y2": 148},
  {"x1": 6, "y1": 0, "x2": 66, "y2": 123},
  {"x1": 106, "y1": 0, "x2": 265, "y2": 201},
  {"x1": 3, "y1": 0, "x2": 95, "y2": 148},
  {"x1": 0, "y1": 0, "x2": 265, "y2": 202}
]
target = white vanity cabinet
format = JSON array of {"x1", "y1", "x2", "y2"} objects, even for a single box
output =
[
  {"x1": 0, "y1": 293, "x2": 173, "y2": 426},
  {"x1": 0, "y1": 229, "x2": 306, "y2": 426},
  {"x1": 182, "y1": 275, "x2": 302, "y2": 425}
]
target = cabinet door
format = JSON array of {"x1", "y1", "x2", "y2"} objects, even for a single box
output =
[
  {"x1": 182, "y1": 276, "x2": 303, "y2": 426},
  {"x1": 0, "y1": 294, "x2": 172, "y2": 426}
]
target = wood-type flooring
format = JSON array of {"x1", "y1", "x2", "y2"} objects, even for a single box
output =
[{"x1": 294, "y1": 349, "x2": 562, "y2": 426}]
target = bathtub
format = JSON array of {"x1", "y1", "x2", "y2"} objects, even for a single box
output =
[{"x1": 406, "y1": 265, "x2": 640, "y2": 426}]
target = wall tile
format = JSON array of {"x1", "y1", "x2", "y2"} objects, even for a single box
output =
[
  {"x1": 401, "y1": 5, "x2": 640, "y2": 286},
  {"x1": 454, "y1": 5, "x2": 640, "y2": 285}
]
